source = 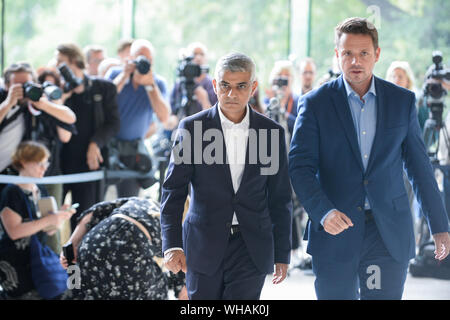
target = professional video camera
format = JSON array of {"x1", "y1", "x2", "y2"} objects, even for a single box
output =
[
  {"x1": 58, "y1": 63, "x2": 83, "y2": 93},
  {"x1": 421, "y1": 51, "x2": 450, "y2": 160},
  {"x1": 174, "y1": 56, "x2": 209, "y2": 118},
  {"x1": 23, "y1": 81, "x2": 62, "y2": 102},
  {"x1": 132, "y1": 55, "x2": 151, "y2": 75}
]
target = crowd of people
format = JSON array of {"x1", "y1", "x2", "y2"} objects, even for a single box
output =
[{"x1": 0, "y1": 16, "x2": 449, "y2": 300}]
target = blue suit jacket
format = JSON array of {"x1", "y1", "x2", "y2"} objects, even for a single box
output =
[
  {"x1": 160, "y1": 105, "x2": 292, "y2": 275},
  {"x1": 289, "y1": 75, "x2": 449, "y2": 263}
]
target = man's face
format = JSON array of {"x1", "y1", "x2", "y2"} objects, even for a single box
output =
[
  {"x1": 8, "y1": 71, "x2": 32, "y2": 104},
  {"x1": 133, "y1": 47, "x2": 153, "y2": 65},
  {"x1": 88, "y1": 51, "x2": 105, "y2": 76},
  {"x1": 192, "y1": 47, "x2": 206, "y2": 66},
  {"x1": 335, "y1": 33, "x2": 380, "y2": 88},
  {"x1": 55, "y1": 52, "x2": 77, "y2": 74},
  {"x1": 213, "y1": 70, "x2": 257, "y2": 116},
  {"x1": 301, "y1": 63, "x2": 316, "y2": 89}
]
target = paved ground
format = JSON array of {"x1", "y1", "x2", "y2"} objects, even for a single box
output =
[{"x1": 260, "y1": 267, "x2": 450, "y2": 300}]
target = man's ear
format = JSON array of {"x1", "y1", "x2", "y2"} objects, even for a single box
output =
[
  {"x1": 251, "y1": 80, "x2": 258, "y2": 96},
  {"x1": 212, "y1": 78, "x2": 218, "y2": 95}
]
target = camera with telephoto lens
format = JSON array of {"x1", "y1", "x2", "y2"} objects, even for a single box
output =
[
  {"x1": 58, "y1": 63, "x2": 83, "y2": 93},
  {"x1": 22, "y1": 81, "x2": 62, "y2": 102},
  {"x1": 132, "y1": 55, "x2": 151, "y2": 75}
]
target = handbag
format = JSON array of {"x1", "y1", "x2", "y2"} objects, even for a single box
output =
[{"x1": 23, "y1": 193, "x2": 68, "y2": 299}]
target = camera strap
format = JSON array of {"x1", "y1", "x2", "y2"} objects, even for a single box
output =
[{"x1": 0, "y1": 104, "x2": 26, "y2": 133}]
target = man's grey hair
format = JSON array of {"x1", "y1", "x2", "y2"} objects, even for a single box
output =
[
  {"x1": 130, "y1": 39, "x2": 155, "y2": 58},
  {"x1": 214, "y1": 52, "x2": 256, "y2": 82}
]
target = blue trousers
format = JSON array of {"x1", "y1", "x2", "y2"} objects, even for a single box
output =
[
  {"x1": 186, "y1": 232, "x2": 266, "y2": 300},
  {"x1": 312, "y1": 217, "x2": 409, "y2": 300}
]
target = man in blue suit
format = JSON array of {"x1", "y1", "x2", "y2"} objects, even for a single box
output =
[
  {"x1": 160, "y1": 52, "x2": 292, "y2": 300},
  {"x1": 289, "y1": 17, "x2": 450, "y2": 300}
]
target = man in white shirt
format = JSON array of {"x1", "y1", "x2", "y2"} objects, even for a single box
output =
[{"x1": 160, "y1": 52, "x2": 292, "y2": 300}]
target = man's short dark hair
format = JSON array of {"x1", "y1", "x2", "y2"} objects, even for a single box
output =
[
  {"x1": 335, "y1": 17, "x2": 379, "y2": 50},
  {"x1": 3, "y1": 62, "x2": 36, "y2": 86},
  {"x1": 56, "y1": 43, "x2": 86, "y2": 70}
]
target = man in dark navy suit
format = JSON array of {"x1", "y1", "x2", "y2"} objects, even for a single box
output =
[
  {"x1": 289, "y1": 17, "x2": 450, "y2": 299},
  {"x1": 160, "y1": 52, "x2": 292, "y2": 300}
]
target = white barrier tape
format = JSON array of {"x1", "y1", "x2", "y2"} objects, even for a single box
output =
[{"x1": 0, "y1": 169, "x2": 157, "y2": 184}]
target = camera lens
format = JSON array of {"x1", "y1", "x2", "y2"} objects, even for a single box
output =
[{"x1": 23, "y1": 82, "x2": 43, "y2": 102}]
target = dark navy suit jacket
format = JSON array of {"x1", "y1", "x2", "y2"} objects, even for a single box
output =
[
  {"x1": 289, "y1": 75, "x2": 449, "y2": 263},
  {"x1": 160, "y1": 105, "x2": 292, "y2": 276}
]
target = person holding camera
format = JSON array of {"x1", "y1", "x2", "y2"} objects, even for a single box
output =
[
  {"x1": 264, "y1": 60, "x2": 299, "y2": 141},
  {"x1": 0, "y1": 62, "x2": 77, "y2": 197},
  {"x1": 55, "y1": 43, "x2": 120, "y2": 231},
  {"x1": 106, "y1": 39, "x2": 170, "y2": 197},
  {"x1": 0, "y1": 141, "x2": 75, "y2": 299},
  {"x1": 170, "y1": 42, "x2": 217, "y2": 121}
]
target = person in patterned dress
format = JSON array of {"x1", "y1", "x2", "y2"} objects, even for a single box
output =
[{"x1": 60, "y1": 197, "x2": 186, "y2": 300}]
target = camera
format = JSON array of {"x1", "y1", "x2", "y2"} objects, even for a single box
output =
[
  {"x1": 272, "y1": 77, "x2": 289, "y2": 88},
  {"x1": 22, "y1": 81, "x2": 62, "y2": 102},
  {"x1": 174, "y1": 56, "x2": 210, "y2": 118},
  {"x1": 328, "y1": 69, "x2": 342, "y2": 80},
  {"x1": 132, "y1": 55, "x2": 151, "y2": 75},
  {"x1": 177, "y1": 56, "x2": 209, "y2": 81},
  {"x1": 23, "y1": 81, "x2": 43, "y2": 102},
  {"x1": 58, "y1": 63, "x2": 83, "y2": 93},
  {"x1": 423, "y1": 51, "x2": 450, "y2": 124},
  {"x1": 422, "y1": 51, "x2": 450, "y2": 160}
]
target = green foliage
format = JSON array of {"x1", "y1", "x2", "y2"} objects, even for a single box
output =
[{"x1": 1, "y1": 0, "x2": 448, "y2": 95}]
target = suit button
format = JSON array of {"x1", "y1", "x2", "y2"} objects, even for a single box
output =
[
  {"x1": 363, "y1": 180, "x2": 369, "y2": 186},
  {"x1": 357, "y1": 206, "x2": 363, "y2": 211}
]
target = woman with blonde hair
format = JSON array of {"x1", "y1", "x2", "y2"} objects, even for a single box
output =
[{"x1": 386, "y1": 60, "x2": 416, "y2": 92}]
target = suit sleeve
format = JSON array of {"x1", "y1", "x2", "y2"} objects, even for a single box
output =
[
  {"x1": 402, "y1": 94, "x2": 450, "y2": 234},
  {"x1": 288, "y1": 97, "x2": 335, "y2": 232},
  {"x1": 267, "y1": 127, "x2": 293, "y2": 264},
  {"x1": 160, "y1": 119, "x2": 194, "y2": 253}
]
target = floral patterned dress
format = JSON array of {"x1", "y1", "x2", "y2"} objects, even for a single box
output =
[{"x1": 73, "y1": 197, "x2": 184, "y2": 300}]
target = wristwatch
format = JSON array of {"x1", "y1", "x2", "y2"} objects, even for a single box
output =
[{"x1": 145, "y1": 84, "x2": 155, "y2": 92}]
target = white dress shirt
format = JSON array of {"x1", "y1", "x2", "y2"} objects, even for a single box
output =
[{"x1": 218, "y1": 105, "x2": 250, "y2": 225}]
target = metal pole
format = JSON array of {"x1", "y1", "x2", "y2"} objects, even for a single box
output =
[
  {"x1": 306, "y1": 0, "x2": 312, "y2": 57},
  {"x1": 287, "y1": 0, "x2": 291, "y2": 58},
  {"x1": 131, "y1": 0, "x2": 136, "y2": 38},
  {"x1": 1, "y1": 0, "x2": 5, "y2": 75}
]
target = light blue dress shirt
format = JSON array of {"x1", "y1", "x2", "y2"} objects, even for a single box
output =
[{"x1": 321, "y1": 76, "x2": 377, "y2": 225}]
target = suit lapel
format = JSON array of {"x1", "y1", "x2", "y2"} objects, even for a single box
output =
[
  {"x1": 366, "y1": 76, "x2": 385, "y2": 174},
  {"x1": 331, "y1": 77, "x2": 365, "y2": 171},
  {"x1": 235, "y1": 106, "x2": 254, "y2": 195}
]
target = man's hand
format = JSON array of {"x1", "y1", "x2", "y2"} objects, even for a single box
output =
[
  {"x1": 133, "y1": 67, "x2": 155, "y2": 87},
  {"x1": 272, "y1": 263, "x2": 288, "y2": 284},
  {"x1": 86, "y1": 141, "x2": 103, "y2": 170},
  {"x1": 323, "y1": 209, "x2": 354, "y2": 235},
  {"x1": 432, "y1": 232, "x2": 450, "y2": 261},
  {"x1": 194, "y1": 85, "x2": 211, "y2": 110},
  {"x1": 4, "y1": 83, "x2": 23, "y2": 108},
  {"x1": 164, "y1": 250, "x2": 187, "y2": 274}
]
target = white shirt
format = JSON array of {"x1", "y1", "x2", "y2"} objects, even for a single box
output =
[
  {"x1": 218, "y1": 105, "x2": 250, "y2": 225},
  {"x1": 0, "y1": 105, "x2": 25, "y2": 172}
]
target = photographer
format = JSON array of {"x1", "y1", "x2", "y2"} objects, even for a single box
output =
[
  {"x1": 55, "y1": 43, "x2": 120, "y2": 231},
  {"x1": 170, "y1": 42, "x2": 217, "y2": 121},
  {"x1": 0, "y1": 62, "x2": 77, "y2": 198},
  {"x1": 264, "y1": 60, "x2": 299, "y2": 140},
  {"x1": 106, "y1": 39, "x2": 170, "y2": 197}
]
